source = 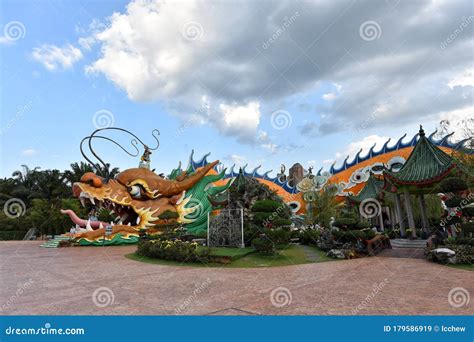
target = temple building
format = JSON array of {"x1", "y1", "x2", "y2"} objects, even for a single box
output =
[{"x1": 383, "y1": 126, "x2": 468, "y2": 238}]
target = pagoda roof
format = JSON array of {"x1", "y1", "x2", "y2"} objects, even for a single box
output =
[
  {"x1": 347, "y1": 174, "x2": 384, "y2": 203},
  {"x1": 384, "y1": 126, "x2": 461, "y2": 186}
]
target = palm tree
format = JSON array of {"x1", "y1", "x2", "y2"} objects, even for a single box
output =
[{"x1": 63, "y1": 162, "x2": 120, "y2": 185}]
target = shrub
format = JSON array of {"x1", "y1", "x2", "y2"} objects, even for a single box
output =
[
  {"x1": 333, "y1": 217, "x2": 357, "y2": 229},
  {"x1": 444, "y1": 196, "x2": 463, "y2": 208},
  {"x1": 266, "y1": 228, "x2": 291, "y2": 245},
  {"x1": 455, "y1": 237, "x2": 474, "y2": 246},
  {"x1": 252, "y1": 236, "x2": 276, "y2": 255},
  {"x1": 136, "y1": 239, "x2": 210, "y2": 263},
  {"x1": 251, "y1": 200, "x2": 282, "y2": 213},
  {"x1": 462, "y1": 222, "x2": 474, "y2": 236},
  {"x1": 271, "y1": 218, "x2": 292, "y2": 227},
  {"x1": 444, "y1": 243, "x2": 474, "y2": 264},
  {"x1": 387, "y1": 228, "x2": 400, "y2": 239},
  {"x1": 299, "y1": 229, "x2": 320, "y2": 245},
  {"x1": 462, "y1": 206, "x2": 474, "y2": 217},
  {"x1": 355, "y1": 220, "x2": 371, "y2": 229},
  {"x1": 439, "y1": 177, "x2": 468, "y2": 193}
]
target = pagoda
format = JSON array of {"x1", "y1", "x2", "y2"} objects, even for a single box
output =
[{"x1": 383, "y1": 125, "x2": 467, "y2": 238}]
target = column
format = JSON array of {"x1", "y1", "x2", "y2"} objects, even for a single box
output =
[
  {"x1": 394, "y1": 193, "x2": 406, "y2": 237},
  {"x1": 418, "y1": 194, "x2": 429, "y2": 234},
  {"x1": 403, "y1": 187, "x2": 417, "y2": 239},
  {"x1": 379, "y1": 209, "x2": 385, "y2": 232}
]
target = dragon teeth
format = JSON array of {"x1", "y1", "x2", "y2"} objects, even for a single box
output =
[
  {"x1": 136, "y1": 217, "x2": 140, "y2": 225},
  {"x1": 90, "y1": 197, "x2": 95, "y2": 205},
  {"x1": 79, "y1": 197, "x2": 86, "y2": 207}
]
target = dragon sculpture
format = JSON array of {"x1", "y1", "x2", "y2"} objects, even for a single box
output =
[{"x1": 61, "y1": 128, "x2": 231, "y2": 245}]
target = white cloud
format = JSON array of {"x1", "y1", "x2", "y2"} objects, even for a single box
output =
[
  {"x1": 227, "y1": 154, "x2": 246, "y2": 165},
  {"x1": 322, "y1": 93, "x2": 336, "y2": 101},
  {"x1": 218, "y1": 101, "x2": 261, "y2": 142},
  {"x1": 448, "y1": 69, "x2": 474, "y2": 89},
  {"x1": 82, "y1": 0, "x2": 473, "y2": 142},
  {"x1": 32, "y1": 44, "x2": 83, "y2": 71},
  {"x1": 332, "y1": 135, "x2": 390, "y2": 164},
  {"x1": 21, "y1": 149, "x2": 38, "y2": 156}
]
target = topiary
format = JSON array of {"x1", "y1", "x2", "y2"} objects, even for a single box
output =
[
  {"x1": 251, "y1": 200, "x2": 283, "y2": 213},
  {"x1": 439, "y1": 177, "x2": 468, "y2": 193},
  {"x1": 461, "y1": 222, "x2": 474, "y2": 235},
  {"x1": 444, "y1": 196, "x2": 463, "y2": 208}
]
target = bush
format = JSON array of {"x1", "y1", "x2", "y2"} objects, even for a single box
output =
[
  {"x1": 333, "y1": 217, "x2": 357, "y2": 229},
  {"x1": 251, "y1": 200, "x2": 283, "y2": 213},
  {"x1": 252, "y1": 236, "x2": 276, "y2": 255},
  {"x1": 439, "y1": 177, "x2": 468, "y2": 193},
  {"x1": 444, "y1": 196, "x2": 463, "y2": 208},
  {"x1": 444, "y1": 243, "x2": 474, "y2": 264},
  {"x1": 136, "y1": 239, "x2": 210, "y2": 263},
  {"x1": 355, "y1": 220, "x2": 371, "y2": 229},
  {"x1": 271, "y1": 218, "x2": 292, "y2": 227},
  {"x1": 299, "y1": 229, "x2": 320, "y2": 245},
  {"x1": 462, "y1": 222, "x2": 474, "y2": 235},
  {"x1": 462, "y1": 206, "x2": 474, "y2": 217},
  {"x1": 333, "y1": 229, "x2": 375, "y2": 243},
  {"x1": 387, "y1": 228, "x2": 400, "y2": 239},
  {"x1": 455, "y1": 237, "x2": 474, "y2": 246},
  {"x1": 266, "y1": 228, "x2": 291, "y2": 245}
]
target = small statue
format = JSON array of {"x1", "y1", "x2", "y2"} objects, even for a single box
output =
[
  {"x1": 278, "y1": 164, "x2": 287, "y2": 182},
  {"x1": 329, "y1": 216, "x2": 338, "y2": 231},
  {"x1": 139, "y1": 146, "x2": 152, "y2": 169}
]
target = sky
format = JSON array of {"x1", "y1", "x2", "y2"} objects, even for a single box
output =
[{"x1": 0, "y1": 0, "x2": 472, "y2": 178}]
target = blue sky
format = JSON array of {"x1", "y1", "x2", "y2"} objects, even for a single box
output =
[{"x1": 1, "y1": 0, "x2": 472, "y2": 178}]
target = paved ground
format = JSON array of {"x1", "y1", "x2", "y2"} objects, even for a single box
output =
[{"x1": 0, "y1": 241, "x2": 472, "y2": 315}]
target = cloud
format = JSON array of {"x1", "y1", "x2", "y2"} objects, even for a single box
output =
[
  {"x1": 299, "y1": 121, "x2": 318, "y2": 137},
  {"x1": 331, "y1": 135, "x2": 390, "y2": 165},
  {"x1": 83, "y1": 0, "x2": 473, "y2": 141},
  {"x1": 217, "y1": 101, "x2": 261, "y2": 142},
  {"x1": 32, "y1": 44, "x2": 83, "y2": 71},
  {"x1": 21, "y1": 149, "x2": 38, "y2": 156},
  {"x1": 322, "y1": 93, "x2": 336, "y2": 101}
]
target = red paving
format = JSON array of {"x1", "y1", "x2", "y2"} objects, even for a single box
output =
[{"x1": 0, "y1": 241, "x2": 472, "y2": 315}]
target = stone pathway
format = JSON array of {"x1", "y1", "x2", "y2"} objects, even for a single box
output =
[{"x1": 1, "y1": 241, "x2": 472, "y2": 315}]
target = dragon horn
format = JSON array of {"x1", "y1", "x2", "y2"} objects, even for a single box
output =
[{"x1": 169, "y1": 160, "x2": 219, "y2": 194}]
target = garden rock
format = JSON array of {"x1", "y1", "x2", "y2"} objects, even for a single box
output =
[
  {"x1": 432, "y1": 248, "x2": 456, "y2": 264},
  {"x1": 327, "y1": 249, "x2": 345, "y2": 259}
]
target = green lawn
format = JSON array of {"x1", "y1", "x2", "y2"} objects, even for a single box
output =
[
  {"x1": 125, "y1": 244, "x2": 338, "y2": 268},
  {"x1": 446, "y1": 263, "x2": 474, "y2": 271}
]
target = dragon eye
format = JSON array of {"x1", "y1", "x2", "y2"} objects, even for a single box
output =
[{"x1": 128, "y1": 185, "x2": 142, "y2": 198}]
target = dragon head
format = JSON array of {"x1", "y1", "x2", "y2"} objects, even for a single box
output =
[{"x1": 66, "y1": 161, "x2": 219, "y2": 232}]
